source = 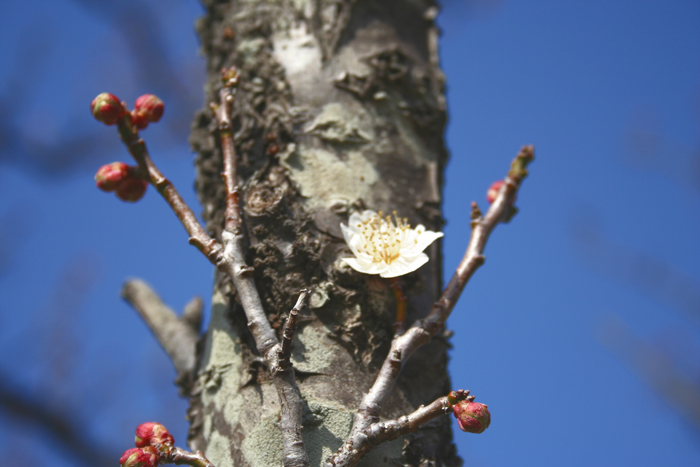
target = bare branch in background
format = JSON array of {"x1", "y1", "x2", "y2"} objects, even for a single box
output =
[
  {"x1": 181, "y1": 295, "x2": 204, "y2": 332},
  {"x1": 121, "y1": 279, "x2": 201, "y2": 392},
  {"x1": 39, "y1": 254, "x2": 101, "y2": 395},
  {"x1": 68, "y1": 0, "x2": 200, "y2": 134},
  {"x1": 623, "y1": 106, "x2": 700, "y2": 193},
  {"x1": 0, "y1": 0, "x2": 203, "y2": 176},
  {"x1": 571, "y1": 214, "x2": 700, "y2": 324},
  {"x1": 0, "y1": 21, "x2": 113, "y2": 174},
  {"x1": 0, "y1": 204, "x2": 35, "y2": 278},
  {"x1": 0, "y1": 254, "x2": 132, "y2": 467},
  {"x1": 600, "y1": 318, "x2": 700, "y2": 432},
  {"x1": 0, "y1": 372, "x2": 120, "y2": 467}
]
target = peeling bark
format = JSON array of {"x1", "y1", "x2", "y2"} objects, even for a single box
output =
[{"x1": 188, "y1": 1, "x2": 457, "y2": 466}]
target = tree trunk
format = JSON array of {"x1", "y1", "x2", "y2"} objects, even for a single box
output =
[{"x1": 187, "y1": 1, "x2": 457, "y2": 466}]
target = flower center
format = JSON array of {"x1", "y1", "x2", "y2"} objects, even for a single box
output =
[{"x1": 357, "y1": 211, "x2": 410, "y2": 265}]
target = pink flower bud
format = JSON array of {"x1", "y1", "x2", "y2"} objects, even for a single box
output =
[
  {"x1": 115, "y1": 175, "x2": 148, "y2": 202},
  {"x1": 91, "y1": 93, "x2": 126, "y2": 125},
  {"x1": 95, "y1": 162, "x2": 130, "y2": 192},
  {"x1": 119, "y1": 446, "x2": 160, "y2": 467},
  {"x1": 486, "y1": 180, "x2": 504, "y2": 204},
  {"x1": 131, "y1": 94, "x2": 164, "y2": 130},
  {"x1": 453, "y1": 401, "x2": 491, "y2": 434},
  {"x1": 135, "y1": 422, "x2": 174, "y2": 448}
]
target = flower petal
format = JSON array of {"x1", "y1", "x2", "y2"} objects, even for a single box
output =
[
  {"x1": 409, "y1": 227, "x2": 444, "y2": 254},
  {"x1": 340, "y1": 223, "x2": 358, "y2": 250},
  {"x1": 379, "y1": 253, "x2": 429, "y2": 278},
  {"x1": 348, "y1": 210, "x2": 377, "y2": 229},
  {"x1": 342, "y1": 256, "x2": 389, "y2": 276}
]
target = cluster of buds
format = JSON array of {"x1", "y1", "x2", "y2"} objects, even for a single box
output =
[
  {"x1": 90, "y1": 92, "x2": 164, "y2": 130},
  {"x1": 94, "y1": 162, "x2": 148, "y2": 202},
  {"x1": 120, "y1": 422, "x2": 174, "y2": 467},
  {"x1": 452, "y1": 400, "x2": 491, "y2": 434}
]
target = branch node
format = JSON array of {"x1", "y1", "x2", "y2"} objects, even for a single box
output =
[
  {"x1": 238, "y1": 265, "x2": 255, "y2": 277},
  {"x1": 470, "y1": 201, "x2": 482, "y2": 220},
  {"x1": 279, "y1": 289, "x2": 310, "y2": 367}
]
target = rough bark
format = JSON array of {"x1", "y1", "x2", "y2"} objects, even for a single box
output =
[{"x1": 187, "y1": 1, "x2": 456, "y2": 466}]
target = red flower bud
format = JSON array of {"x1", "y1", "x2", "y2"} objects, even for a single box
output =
[
  {"x1": 91, "y1": 93, "x2": 126, "y2": 125},
  {"x1": 486, "y1": 180, "x2": 504, "y2": 204},
  {"x1": 130, "y1": 112, "x2": 149, "y2": 130},
  {"x1": 131, "y1": 94, "x2": 164, "y2": 130},
  {"x1": 119, "y1": 446, "x2": 160, "y2": 467},
  {"x1": 453, "y1": 401, "x2": 491, "y2": 434},
  {"x1": 115, "y1": 175, "x2": 148, "y2": 202},
  {"x1": 135, "y1": 422, "x2": 174, "y2": 448},
  {"x1": 95, "y1": 162, "x2": 130, "y2": 192}
]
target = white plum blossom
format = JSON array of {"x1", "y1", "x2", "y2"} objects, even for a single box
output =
[{"x1": 340, "y1": 210, "x2": 443, "y2": 278}]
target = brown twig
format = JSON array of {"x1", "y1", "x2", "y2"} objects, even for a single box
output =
[
  {"x1": 327, "y1": 146, "x2": 534, "y2": 466},
  {"x1": 326, "y1": 390, "x2": 472, "y2": 467},
  {"x1": 115, "y1": 117, "x2": 223, "y2": 264}
]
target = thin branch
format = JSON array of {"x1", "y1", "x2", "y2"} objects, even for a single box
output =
[
  {"x1": 115, "y1": 117, "x2": 223, "y2": 264},
  {"x1": 216, "y1": 68, "x2": 242, "y2": 236},
  {"x1": 327, "y1": 390, "x2": 472, "y2": 467},
  {"x1": 213, "y1": 68, "x2": 277, "y2": 357},
  {"x1": 601, "y1": 318, "x2": 700, "y2": 432},
  {"x1": 213, "y1": 68, "x2": 310, "y2": 467},
  {"x1": 328, "y1": 146, "x2": 534, "y2": 466},
  {"x1": 121, "y1": 279, "x2": 200, "y2": 384}
]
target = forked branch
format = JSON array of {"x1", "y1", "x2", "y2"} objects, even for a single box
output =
[
  {"x1": 211, "y1": 68, "x2": 310, "y2": 467},
  {"x1": 327, "y1": 146, "x2": 534, "y2": 467},
  {"x1": 106, "y1": 70, "x2": 311, "y2": 467},
  {"x1": 327, "y1": 390, "x2": 474, "y2": 467},
  {"x1": 121, "y1": 279, "x2": 201, "y2": 388}
]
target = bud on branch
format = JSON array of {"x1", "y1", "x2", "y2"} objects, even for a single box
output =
[
  {"x1": 131, "y1": 94, "x2": 165, "y2": 130},
  {"x1": 91, "y1": 93, "x2": 126, "y2": 126},
  {"x1": 453, "y1": 400, "x2": 491, "y2": 434},
  {"x1": 94, "y1": 162, "x2": 147, "y2": 202},
  {"x1": 120, "y1": 446, "x2": 160, "y2": 467},
  {"x1": 135, "y1": 422, "x2": 174, "y2": 451}
]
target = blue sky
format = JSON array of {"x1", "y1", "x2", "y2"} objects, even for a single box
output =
[{"x1": 0, "y1": 1, "x2": 699, "y2": 466}]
